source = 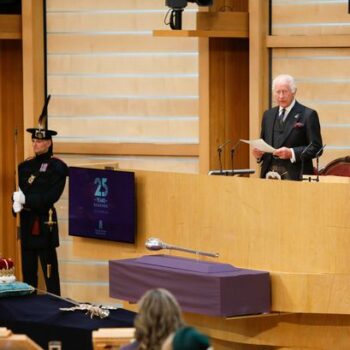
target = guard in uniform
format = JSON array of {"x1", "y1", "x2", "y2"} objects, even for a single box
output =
[{"x1": 12, "y1": 96, "x2": 68, "y2": 295}]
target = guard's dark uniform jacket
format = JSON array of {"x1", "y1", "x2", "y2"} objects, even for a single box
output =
[{"x1": 18, "y1": 151, "x2": 68, "y2": 295}]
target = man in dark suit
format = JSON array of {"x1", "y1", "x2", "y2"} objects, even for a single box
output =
[
  {"x1": 252, "y1": 74, "x2": 323, "y2": 180},
  {"x1": 12, "y1": 97, "x2": 68, "y2": 295}
]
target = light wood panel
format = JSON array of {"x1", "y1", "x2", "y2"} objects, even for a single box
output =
[
  {"x1": 272, "y1": 1, "x2": 349, "y2": 36},
  {"x1": 292, "y1": 81, "x2": 350, "y2": 101},
  {"x1": 185, "y1": 311, "x2": 350, "y2": 349},
  {"x1": 273, "y1": 58, "x2": 350, "y2": 79},
  {"x1": 47, "y1": 12, "x2": 196, "y2": 32},
  {"x1": 306, "y1": 102, "x2": 350, "y2": 124},
  {"x1": 54, "y1": 143, "x2": 198, "y2": 157},
  {"x1": 47, "y1": 1, "x2": 200, "y2": 174},
  {"x1": 153, "y1": 29, "x2": 248, "y2": 38},
  {"x1": 197, "y1": 11, "x2": 248, "y2": 33},
  {"x1": 92, "y1": 328, "x2": 135, "y2": 350},
  {"x1": 248, "y1": 0, "x2": 269, "y2": 173},
  {"x1": 0, "y1": 333, "x2": 43, "y2": 350},
  {"x1": 47, "y1": 0, "x2": 195, "y2": 11},
  {"x1": 48, "y1": 76, "x2": 197, "y2": 95},
  {"x1": 58, "y1": 154, "x2": 199, "y2": 173},
  {"x1": 50, "y1": 96, "x2": 198, "y2": 117},
  {"x1": 59, "y1": 260, "x2": 108, "y2": 282},
  {"x1": 48, "y1": 35, "x2": 198, "y2": 53},
  {"x1": 51, "y1": 118, "x2": 197, "y2": 141},
  {"x1": 267, "y1": 34, "x2": 350, "y2": 48},
  {"x1": 47, "y1": 54, "x2": 198, "y2": 74}
]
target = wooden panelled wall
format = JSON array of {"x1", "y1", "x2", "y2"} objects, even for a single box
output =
[
  {"x1": 46, "y1": 0, "x2": 199, "y2": 173},
  {"x1": 45, "y1": 0, "x2": 350, "y2": 307},
  {"x1": 45, "y1": 0, "x2": 198, "y2": 303},
  {"x1": 269, "y1": 0, "x2": 350, "y2": 167},
  {"x1": 0, "y1": 40, "x2": 23, "y2": 261}
]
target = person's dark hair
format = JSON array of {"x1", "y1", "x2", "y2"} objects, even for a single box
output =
[{"x1": 134, "y1": 288, "x2": 184, "y2": 350}]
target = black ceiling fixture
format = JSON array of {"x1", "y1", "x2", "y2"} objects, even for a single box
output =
[{"x1": 165, "y1": 0, "x2": 213, "y2": 30}]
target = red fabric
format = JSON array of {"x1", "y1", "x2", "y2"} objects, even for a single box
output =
[{"x1": 31, "y1": 218, "x2": 40, "y2": 236}]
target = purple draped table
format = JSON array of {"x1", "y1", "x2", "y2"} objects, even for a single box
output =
[{"x1": 109, "y1": 255, "x2": 271, "y2": 317}]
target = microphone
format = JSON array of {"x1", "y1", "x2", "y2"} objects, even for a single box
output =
[
  {"x1": 230, "y1": 140, "x2": 241, "y2": 175},
  {"x1": 315, "y1": 144, "x2": 326, "y2": 158},
  {"x1": 145, "y1": 237, "x2": 219, "y2": 258},
  {"x1": 217, "y1": 140, "x2": 231, "y2": 174},
  {"x1": 300, "y1": 142, "x2": 313, "y2": 160},
  {"x1": 316, "y1": 144, "x2": 326, "y2": 182},
  {"x1": 299, "y1": 142, "x2": 313, "y2": 181},
  {"x1": 217, "y1": 140, "x2": 231, "y2": 152}
]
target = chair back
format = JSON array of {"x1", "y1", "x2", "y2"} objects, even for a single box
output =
[{"x1": 319, "y1": 156, "x2": 350, "y2": 177}]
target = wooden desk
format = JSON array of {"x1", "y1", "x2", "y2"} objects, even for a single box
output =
[
  {"x1": 0, "y1": 328, "x2": 43, "y2": 350},
  {"x1": 92, "y1": 328, "x2": 135, "y2": 350}
]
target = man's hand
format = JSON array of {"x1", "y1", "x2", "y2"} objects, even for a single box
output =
[
  {"x1": 252, "y1": 147, "x2": 264, "y2": 160},
  {"x1": 273, "y1": 147, "x2": 292, "y2": 160},
  {"x1": 13, "y1": 189, "x2": 25, "y2": 204},
  {"x1": 12, "y1": 201, "x2": 23, "y2": 213}
]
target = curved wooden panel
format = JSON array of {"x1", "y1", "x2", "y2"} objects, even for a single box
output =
[{"x1": 67, "y1": 171, "x2": 349, "y2": 312}]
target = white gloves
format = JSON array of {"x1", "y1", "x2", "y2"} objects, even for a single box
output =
[
  {"x1": 13, "y1": 189, "x2": 25, "y2": 204},
  {"x1": 12, "y1": 189, "x2": 25, "y2": 213},
  {"x1": 12, "y1": 201, "x2": 23, "y2": 213}
]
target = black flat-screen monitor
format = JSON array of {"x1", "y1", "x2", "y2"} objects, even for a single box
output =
[{"x1": 69, "y1": 167, "x2": 136, "y2": 243}]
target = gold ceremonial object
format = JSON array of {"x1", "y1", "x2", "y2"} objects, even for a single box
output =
[
  {"x1": 47, "y1": 264, "x2": 52, "y2": 279},
  {"x1": 45, "y1": 209, "x2": 56, "y2": 230}
]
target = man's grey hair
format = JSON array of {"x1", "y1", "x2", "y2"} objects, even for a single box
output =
[{"x1": 272, "y1": 74, "x2": 297, "y2": 93}]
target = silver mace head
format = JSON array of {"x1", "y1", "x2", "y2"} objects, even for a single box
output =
[{"x1": 145, "y1": 237, "x2": 219, "y2": 258}]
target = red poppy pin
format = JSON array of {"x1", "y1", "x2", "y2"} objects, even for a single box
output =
[{"x1": 294, "y1": 122, "x2": 304, "y2": 128}]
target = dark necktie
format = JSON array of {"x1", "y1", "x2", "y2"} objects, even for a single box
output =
[{"x1": 278, "y1": 108, "x2": 286, "y2": 128}]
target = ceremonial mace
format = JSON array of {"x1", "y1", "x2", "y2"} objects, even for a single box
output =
[
  {"x1": 145, "y1": 237, "x2": 219, "y2": 258},
  {"x1": 14, "y1": 128, "x2": 23, "y2": 280}
]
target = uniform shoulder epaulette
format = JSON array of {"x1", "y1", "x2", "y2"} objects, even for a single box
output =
[
  {"x1": 51, "y1": 155, "x2": 66, "y2": 163},
  {"x1": 24, "y1": 156, "x2": 35, "y2": 162},
  {"x1": 51, "y1": 156, "x2": 68, "y2": 167}
]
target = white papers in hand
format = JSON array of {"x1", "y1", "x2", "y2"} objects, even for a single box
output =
[{"x1": 241, "y1": 139, "x2": 276, "y2": 153}]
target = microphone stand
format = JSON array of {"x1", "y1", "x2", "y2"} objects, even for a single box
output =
[
  {"x1": 218, "y1": 148, "x2": 223, "y2": 174},
  {"x1": 299, "y1": 142, "x2": 313, "y2": 181},
  {"x1": 217, "y1": 140, "x2": 231, "y2": 175},
  {"x1": 315, "y1": 144, "x2": 326, "y2": 182},
  {"x1": 300, "y1": 154, "x2": 306, "y2": 181},
  {"x1": 230, "y1": 140, "x2": 241, "y2": 176}
]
